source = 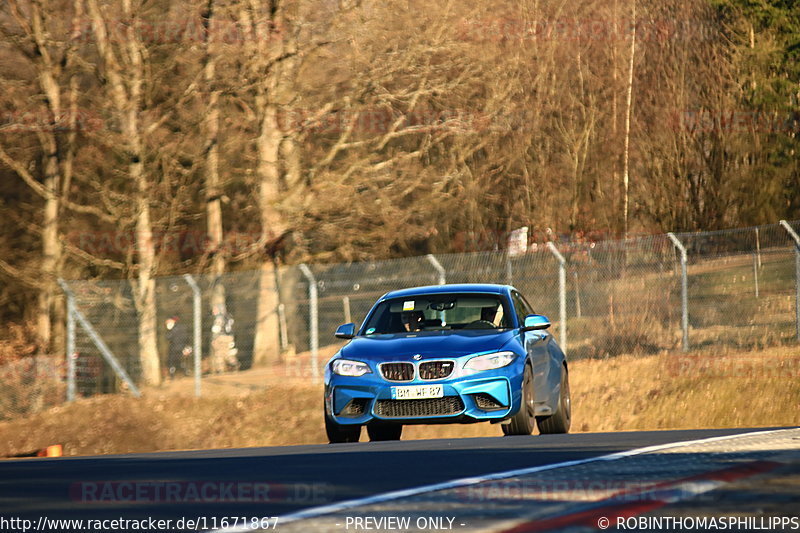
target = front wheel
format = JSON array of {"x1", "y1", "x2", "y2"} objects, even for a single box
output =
[
  {"x1": 503, "y1": 363, "x2": 536, "y2": 436},
  {"x1": 367, "y1": 422, "x2": 402, "y2": 441},
  {"x1": 325, "y1": 409, "x2": 361, "y2": 443},
  {"x1": 536, "y1": 367, "x2": 571, "y2": 434}
]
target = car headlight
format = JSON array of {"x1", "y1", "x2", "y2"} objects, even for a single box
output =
[
  {"x1": 464, "y1": 351, "x2": 518, "y2": 372},
  {"x1": 331, "y1": 359, "x2": 372, "y2": 377}
]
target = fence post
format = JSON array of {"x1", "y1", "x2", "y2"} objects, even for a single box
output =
[
  {"x1": 546, "y1": 242, "x2": 567, "y2": 354},
  {"x1": 752, "y1": 254, "x2": 760, "y2": 299},
  {"x1": 299, "y1": 264, "x2": 319, "y2": 379},
  {"x1": 667, "y1": 232, "x2": 690, "y2": 351},
  {"x1": 780, "y1": 220, "x2": 800, "y2": 342},
  {"x1": 342, "y1": 296, "x2": 352, "y2": 324},
  {"x1": 60, "y1": 279, "x2": 76, "y2": 402},
  {"x1": 755, "y1": 227, "x2": 762, "y2": 269},
  {"x1": 182, "y1": 274, "x2": 202, "y2": 398},
  {"x1": 57, "y1": 280, "x2": 141, "y2": 397},
  {"x1": 277, "y1": 303, "x2": 289, "y2": 352},
  {"x1": 426, "y1": 254, "x2": 446, "y2": 285}
]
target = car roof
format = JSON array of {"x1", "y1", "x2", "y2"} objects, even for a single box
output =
[{"x1": 380, "y1": 283, "x2": 513, "y2": 301}]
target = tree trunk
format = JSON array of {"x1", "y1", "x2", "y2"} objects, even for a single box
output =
[
  {"x1": 38, "y1": 174, "x2": 59, "y2": 352},
  {"x1": 252, "y1": 100, "x2": 284, "y2": 366},
  {"x1": 51, "y1": 1, "x2": 84, "y2": 355},
  {"x1": 241, "y1": 1, "x2": 287, "y2": 367},
  {"x1": 622, "y1": 0, "x2": 636, "y2": 238},
  {"x1": 87, "y1": 0, "x2": 160, "y2": 385},
  {"x1": 135, "y1": 183, "x2": 160, "y2": 386},
  {"x1": 127, "y1": 12, "x2": 160, "y2": 387},
  {"x1": 25, "y1": 0, "x2": 65, "y2": 353},
  {"x1": 203, "y1": 0, "x2": 227, "y2": 313},
  {"x1": 253, "y1": 259, "x2": 281, "y2": 366}
]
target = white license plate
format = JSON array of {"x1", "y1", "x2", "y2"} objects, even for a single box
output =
[{"x1": 392, "y1": 385, "x2": 444, "y2": 400}]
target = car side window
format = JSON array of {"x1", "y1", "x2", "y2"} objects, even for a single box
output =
[
  {"x1": 510, "y1": 291, "x2": 531, "y2": 327},
  {"x1": 519, "y1": 293, "x2": 535, "y2": 316}
]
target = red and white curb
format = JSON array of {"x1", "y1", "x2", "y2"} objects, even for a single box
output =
[
  {"x1": 214, "y1": 429, "x2": 793, "y2": 533},
  {"x1": 500, "y1": 459, "x2": 781, "y2": 532}
]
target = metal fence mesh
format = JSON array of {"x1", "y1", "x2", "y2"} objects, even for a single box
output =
[
  {"x1": 559, "y1": 235, "x2": 681, "y2": 359},
  {"x1": 69, "y1": 279, "x2": 140, "y2": 396},
  {"x1": 678, "y1": 224, "x2": 798, "y2": 351},
  {"x1": 2, "y1": 220, "x2": 799, "y2": 418}
]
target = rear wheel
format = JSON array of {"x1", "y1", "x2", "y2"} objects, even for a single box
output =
[
  {"x1": 367, "y1": 422, "x2": 403, "y2": 441},
  {"x1": 536, "y1": 367, "x2": 571, "y2": 434},
  {"x1": 503, "y1": 363, "x2": 535, "y2": 436},
  {"x1": 325, "y1": 408, "x2": 361, "y2": 443}
]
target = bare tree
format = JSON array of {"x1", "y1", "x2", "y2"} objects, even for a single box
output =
[
  {"x1": 85, "y1": 0, "x2": 160, "y2": 384},
  {"x1": 621, "y1": 0, "x2": 636, "y2": 238},
  {"x1": 0, "y1": 0, "x2": 84, "y2": 352},
  {"x1": 236, "y1": 0, "x2": 291, "y2": 365},
  {"x1": 201, "y1": 0, "x2": 227, "y2": 314}
]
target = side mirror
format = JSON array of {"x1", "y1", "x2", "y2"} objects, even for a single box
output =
[
  {"x1": 521, "y1": 314, "x2": 550, "y2": 332},
  {"x1": 335, "y1": 323, "x2": 356, "y2": 339}
]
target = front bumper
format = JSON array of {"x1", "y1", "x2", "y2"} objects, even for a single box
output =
[{"x1": 325, "y1": 364, "x2": 523, "y2": 425}]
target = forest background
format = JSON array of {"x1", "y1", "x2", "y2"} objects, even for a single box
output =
[{"x1": 0, "y1": 0, "x2": 798, "y2": 369}]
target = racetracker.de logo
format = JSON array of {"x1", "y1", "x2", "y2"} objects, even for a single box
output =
[
  {"x1": 66, "y1": 230, "x2": 263, "y2": 257},
  {"x1": 276, "y1": 107, "x2": 495, "y2": 135},
  {"x1": 455, "y1": 17, "x2": 716, "y2": 44},
  {"x1": 451, "y1": 478, "x2": 716, "y2": 503},
  {"x1": 665, "y1": 355, "x2": 800, "y2": 378},
  {"x1": 71, "y1": 18, "x2": 285, "y2": 45},
  {"x1": 0, "y1": 109, "x2": 104, "y2": 133},
  {"x1": 70, "y1": 480, "x2": 328, "y2": 504},
  {"x1": 671, "y1": 109, "x2": 800, "y2": 134}
]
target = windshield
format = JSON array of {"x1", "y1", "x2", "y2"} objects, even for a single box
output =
[{"x1": 362, "y1": 293, "x2": 512, "y2": 335}]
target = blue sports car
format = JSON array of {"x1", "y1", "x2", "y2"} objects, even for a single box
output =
[{"x1": 324, "y1": 284, "x2": 571, "y2": 442}]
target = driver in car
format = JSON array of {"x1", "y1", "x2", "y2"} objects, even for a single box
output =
[
  {"x1": 401, "y1": 310, "x2": 425, "y2": 332},
  {"x1": 480, "y1": 305, "x2": 499, "y2": 326}
]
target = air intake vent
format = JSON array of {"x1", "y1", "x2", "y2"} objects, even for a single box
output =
[
  {"x1": 375, "y1": 397, "x2": 465, "y2": 418},
  {"x1": 340, "y1": 398, "x2": 369, "y2": 417},
  {"x1": 380, "y1": 362, "x2": 414, "y2": 381},
  {"x1": 419, "y1": 360, "x2": 454, "y2": 380},
  {"x1": 473, "y1": 393, "x2": 505, "y2": 411}
]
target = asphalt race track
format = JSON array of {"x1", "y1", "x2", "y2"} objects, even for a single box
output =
[{"x1": 0, "y1": 428, "x2": 785, "y2": 531}]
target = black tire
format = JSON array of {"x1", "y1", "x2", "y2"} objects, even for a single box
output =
[
  {"x1": 502, "y1": 363, "x2": 536, "y2": 436},
  {"x1": 536, "y1": 366, "x2": 571, "y2": 434},
  {"x1": 367, "y1": 422, "x2": 403, "y2": 441},
  {"x1": 325, "y1": 409, "x2": 361, "y2": 443}
]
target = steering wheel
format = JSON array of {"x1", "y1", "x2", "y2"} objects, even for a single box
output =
[{"x1": 463, "y1": 320, "x2": 496, "y2": 329}]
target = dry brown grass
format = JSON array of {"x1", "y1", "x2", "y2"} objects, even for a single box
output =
[
  {"x1": 0, "y1": 345, "x2": 797, "y2": 457},
  {"x1": 570, "y1": 345, "x2": 800, "y2": 432}
]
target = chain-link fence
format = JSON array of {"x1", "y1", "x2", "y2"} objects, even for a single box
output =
[
  {"x1": 2, "y1": 220, "x2": 799, "y2": 418},
  {"x1": 58, "y1": 270, "x2": 267, "y2": 399}
]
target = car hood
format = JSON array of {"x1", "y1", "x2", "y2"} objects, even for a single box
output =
[{"x1": 339, "y1": 330, "x2": 518, "y2": 362}]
